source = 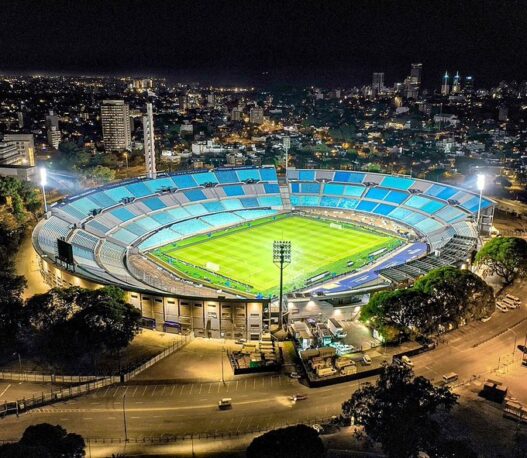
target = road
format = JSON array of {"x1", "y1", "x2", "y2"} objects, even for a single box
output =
[{"x1": 0, "y1": 294, "x2": 526, "y2": 445}]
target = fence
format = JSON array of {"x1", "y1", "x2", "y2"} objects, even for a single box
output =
[
  {"x1": 122, "y1": 332, "x2": 192, "y2": 382},
  {"x1": 0, "y1": 371, "x2": 102, "y2": 384},
  {"x1": 0, "y1": 376, "x2": 119, "y2": 418},
  {"x1": 0, "y1": 333, "x2": 193, "y2": 418}
]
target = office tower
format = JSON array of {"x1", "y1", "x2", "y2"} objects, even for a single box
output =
[
  {"x1": 17, "y1": 112, "x2": 24, "y2": 129},
  {"x1": 231, "y1": 107, "x2": 243, "y2": 122},
  {"x1": 410, "y1": 63, "x2": 422, "y2": 85},
  {"x1": 249, "y1": 107, "x2": 264, "y2": 124},
  {"x1": 451, "y1": 71, "x2": 461, "y2": 94},
  {"x1": 207, "y1": 93, "x2": 215, "y2": 106},
  {"x1": 3, "y1": 133, "x2": 35, "y2": 166},
  {"x1": 441, "y1": 71, "x2": 450, "y2": 96},
  {"x1": 0, "y1": 142, "x2": 20, "y2": 165},
  {"x1": 47, "y1": 126, "x2": 62, "y2": 149},
  {"x1": 464, "y1": 76, "x2": 474, "y2": 94},
  {"x1": 45, "y1": 111, "x2": 61, "y2": 149},
  {"x1": 179, "y1": 94, "x2": 189, "y2": 111},
  {"x1": 101, "y1": 100, "x2": 132, "y2": 152},
  {"x1": 143, "y1": 103, "x2": 156, "y2": 179},
  {"x1": 372, "y1": 73, "x2": 384, "y2": 94}
]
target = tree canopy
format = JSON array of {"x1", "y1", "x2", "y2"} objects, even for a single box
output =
[
  {"x1": 475, "y1": 237, "x2": 527, "y2": 284},
  {"x1": 247, "y1": 424, "x2": 325, "y2": 458},
  {"x1": 342, "y1": 363, "x2": 458, "y2": 457},
  {"x1": 361, "y1": 266, "x2": 494, "y2": 341},
  {"x1": 0, "y1": 423, "x2": 85, "y2": 458}
]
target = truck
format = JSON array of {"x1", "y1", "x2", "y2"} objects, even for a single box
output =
[
  {"x1": 341, "y1": 365, "x2": 358, "y2": 375},
  {"x1": 316, "y1": 367, "x2": 337, "y2": 377},
  {"x1": 218, "y1": 398, "x2": 232, "y2": 410},
  {"x1": 328, "y1": 318, "x2": 347, "y2": 339},
  {"x1": 335, "y1": 358, "x2": 354, "y2": 369}
]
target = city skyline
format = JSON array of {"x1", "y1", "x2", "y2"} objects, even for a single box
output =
[{"x1": 1, "y1": 1, "x2": 527, "y2": 87}]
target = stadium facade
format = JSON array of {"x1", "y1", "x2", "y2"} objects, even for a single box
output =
[{"x1": 32, "y1": 166, "x2": 494, "y2": 340}]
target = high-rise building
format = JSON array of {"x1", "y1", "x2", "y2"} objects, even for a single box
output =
[
  {"x1": 207, "y1": 93, "x2": 215, "y2": 106},
  {"x1": 451, "y1": 71, "x2": 461, "y2": 94},
  {"x1": 249, "y1": 107, "x2": 264, "y2": 124},
  {"x1": 464, "y1": 76, "x2": 474, "y2": 94},
  {"x1": 3, "y1": 133, "x2": 35, "y2": 166},
  {"x1": 410, "y1": 63, "x2": 422, "y2": 85},
  {"x1": 0, "y1": 142, "x2": 20, "y2": 165},
  {"x1": 179, "y1": 94, "x2": 189, "y2": 111},
  {"x1": 47, "y1": 126, "x2": 62, "y2": 149},
  {"x1": 499, "y1": 105, "x2": 509, "y2": 122},
  {"x1": 45, "y1": 110, "x2": 59, "y2": 130},
  {"x1": 441, "y1": 72, "x2": 450, "y2": 96},
  {"x1": 143, "y1": 103, "x2": 156, "y2": 179},
  {"x1": 231, "y1": 107, "x2": 243, "y2": 122},
  {"x1": 372, "y1": 73, "x2": 384, "y2": 94},
  {"x1": 101, "y1": 100, "x2": 132, "y2": 152}
]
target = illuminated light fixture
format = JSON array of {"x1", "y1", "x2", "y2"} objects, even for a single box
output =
[
  {"x1": 476, "y1": 173, "x2": 486, "y2": 235},
  {"x1": 40, "y1": 167, "x2": 48, "y2": 213}
]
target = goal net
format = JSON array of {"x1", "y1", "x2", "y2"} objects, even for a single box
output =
[{"x1": 330, "y1": 223, "x2": 343, "y2": 230}]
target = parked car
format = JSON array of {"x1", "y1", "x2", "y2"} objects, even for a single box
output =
[
  {"x1": 506, "y1": 294, "x2": 521, "y2": 303},
  {"x1": 401, "y1": 355, "x2": 414, "y2": 367},
  {"x1": 362, "y1": 354, "x2": 372, "y2": 365},
  {"x1": 311, "y1": 424, "x2": 323, "y2": 433},
  {"x1": 289, "y1": 371, "x2": 301, "y2": 379},
  {"x1": 496, "y1": 303, "x2": 509, "y2": 313},
  {"x1": 290, "y1": 394, "x2": 308, "y2": 402},
  {"x1": 481, "y1": 316, "x2": 492, "y2": 323}
]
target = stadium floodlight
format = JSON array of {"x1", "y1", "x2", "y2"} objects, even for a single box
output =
[
  {"x1": 283, "y1": 136, "x2": 291, "y2": 170},
  {"x1": 40, "y1": 167, "x2": 48, "y2": 213},
  {"x1": 476, "y1": 173, "x2": 486, "y2": 234},
  {"x1": 273, "y1": 241, "x2": 292, "y2": 330}
]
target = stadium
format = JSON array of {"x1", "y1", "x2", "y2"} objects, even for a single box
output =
[{"x1": 32, "y1": 166, "x2": 495, "y2": 340}]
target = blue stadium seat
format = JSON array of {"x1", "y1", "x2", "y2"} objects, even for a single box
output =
[
  {"x1": 260, "y1": 168, "x2": 278, "y2": 182},
  {"x1": 435, "y1": 206, "x2": 467, "y2": 223},
  {"x1": 69, "y1": 197, "x2": 99, "y2": 215},
  {"x1": 171, "y1": 219, "x2": 211, "y2": 236},
  {"x1": 241, "y1": 197, "x2": 260, "y2": 208},
  {"x1": 336, "y1": 198, "x2": 359, "y2": 210},
  {"x1": 88, "y1": 192, "x2": 117, "y2": 209},
  {"x1": 224, "y1": 185, "x2": 245, "y2": 197},
  {"x1": 201, "y1": 212, "x2": 244, "y2": 228},
  {"x1": 300, "y1": 182, "x2": 320, "y2": 194},
  {"x1": 193, "y1": 171, "x2": 219, "y2": 186},
  {"x1": 258, "y1": 196, "x2": 282, "y2": 207},
  {"x1": 436, "y1": 187, "x2": 459, "y2": 201},
  {"x1": 373, "y1": 203, "x2": 396, "y2": 216},
  {"x1": 138, "y1": 228, "x2": 180, "y2": 251},
  {"x1": 127, "y1": 182, "x2": 152, "y2": 198},
  {"x1": 365, "y1": 188, "x2": 389, "y2": 200},
  {"x1": 415, "y1": 218, "x2": 444, "y2": 234},
  {"x1": 291, "y1": 183, "x2": 300, "y2": 193},
  {"x1": 333, "y1": 171, "x2": 365, "y2": 183},
  {"x1": 324, "y1": 183, "x2": 345, "y2": 195},
  {"x1": 203, "y1": 201, "x2": 225, "y2": 213},
  {"x1": 110, "y1": 207, "x2": 137, "y2": 222},
  {"x1": 152, "y1": 212, "x2": 177, "y2": 226},
  {"x1": 357, "y1": 200, "x2": 378, "y2": 212},
  {"x1": 112, "y1": 228, "x2": 139, "y2": 245},
  {"x1": 221, "y1": 199, "x2": 244, "y2": 211},
  {"x1": 167, "y1": 207, "x2": 192, "y2": 220},
  {"x1": 142, "y1": 197, "x2": 167, "y2": 211},
  {"x1": 263, "y1": 183, "x2": 280, "y2": 194},
  {"x1": 183, "y1": 189, "x2": 207, "y2": 202},
  {"x1": 215, "y1": 170, "x2": 240, "y2": 184},
  {"x1": 104, "y1": 186, "x2": 135, "y2": 202},
  {"x1": 183, "y1": 204, "x2": 207, "y2": 216},
  {"x1": 236, "y1": 169, "x2": 261, "y2": 182},
  {"x1": 383, "y1": 190, "x2": 409, "y2": 204},
  {"x1": 172, "y1": 174, "x2": 198, "y2": 189},
  {"x1": 380, "y1": 176, "x2": 415, "y2": 190},
  {"x1": 144, "y1": 177, "x2": 176, "y2": 193},
  {"x1": 320, "y1": 196, "x2": 340, "y2": 208},
  {"x1": 299, "y1": 170, "x2": 316, "y2": 181}
]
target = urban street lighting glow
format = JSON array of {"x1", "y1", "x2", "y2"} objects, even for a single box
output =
[
  {"x1": 39, "y1": 167, "x2": 47, "y2": 186},
  {"x1": 477, "y1": 173, "x2": 486, "y2": 191}
]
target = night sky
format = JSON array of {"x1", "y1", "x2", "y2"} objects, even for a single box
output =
[{"x1": 2, "y1": 0, "x2": 527, "y2": 87}]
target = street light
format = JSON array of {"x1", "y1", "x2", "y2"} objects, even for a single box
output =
[
  {"x1": 40, "y1": 167, "x2": 48, "y2": 213},
  {"x1": 124, "y1": 152, "x2": 129, "y2": 177},
  {"x1": 476, "y1": 173, "x2": 486, "y2": 234},
  {"x1": 273, "y1": 241, "x2": 292, "y2": 330}
]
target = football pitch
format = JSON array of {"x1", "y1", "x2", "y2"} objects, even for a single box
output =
[{"x1": 150, "y1": 215, "x2": 403, "y2": 297}]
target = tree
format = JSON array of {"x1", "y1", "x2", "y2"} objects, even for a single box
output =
[
  {"x1": 342, "y1": 363, "x2": 458, "y2": 457},
  {"x1": 85, "y1": 165, "x2": 115, "y2": 184},
  {"x1": 475, "y1": 237, "x2": 527, "y2": 284},
  {"x1": 247, "y1": 424, "x2": 325, "y2": 458},
  {"x1": 0, "y1": 266, "x2": 26, "y2": 356},
  {"x1": 19, "y1": 423, "x2": 85, "y2": 457}
]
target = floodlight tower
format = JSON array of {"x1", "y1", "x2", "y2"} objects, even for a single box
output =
[
  {"x1": 40, "y1": 167, "x2": 48, "y2": 213},
  {"x1": 273, "y1": 241, "x2": 291, "y2": 330},
  {"x1": 283, "y1": 136, "x2": 290, "y2": 170},
  {"x1": 476, "y1": 174, "x2": 486, "y2": 234}
]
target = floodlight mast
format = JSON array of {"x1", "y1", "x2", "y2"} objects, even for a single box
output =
[
  {"x1": 40, "y1": 167, "x2": 48, "y2": 213},
  {"x1": 273, "y1": 241, "x2": 291, "y2": 330},
  {"x1": 476, "y1": 174, "x2": 485, "y2": 234}
]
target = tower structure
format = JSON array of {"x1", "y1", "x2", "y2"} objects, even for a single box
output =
[
  {"x1": 441, "y1": 71, "x2": 450, "y2": 96},
  {"x1": 143, "y1": 102, "x2": 156, "y2": 179}
]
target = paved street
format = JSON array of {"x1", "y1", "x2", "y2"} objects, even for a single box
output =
[{"x1": 0, "y1": 291, "x2": 526, "y2": 447}]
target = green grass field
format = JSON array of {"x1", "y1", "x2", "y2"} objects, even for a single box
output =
[{"x1": 150, "y1": 215, "x2": 402, "y2": 297}]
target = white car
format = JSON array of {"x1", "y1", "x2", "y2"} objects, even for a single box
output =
[
  {"x1": 401, "y1": 355, "x2": 414, "y2": 367},
  {"x1": 496, "y1": 303, "x2": 509, "y2": 313},
  {"x1": 362, "y1": 354, "x2": 372, "y2": 365}
]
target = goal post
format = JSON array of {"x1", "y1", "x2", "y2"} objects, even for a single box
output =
[{"x1": 330, "y1": 222, "x2": 343, "y2": 230}]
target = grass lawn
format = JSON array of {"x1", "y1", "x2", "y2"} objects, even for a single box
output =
[{"x1": 150, "y1": 215, "x2": 402, "y2": 297}]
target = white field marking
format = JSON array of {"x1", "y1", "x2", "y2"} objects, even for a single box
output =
[{"x1": 0, "y1": 384, "x2": 12, "y2": 398}]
